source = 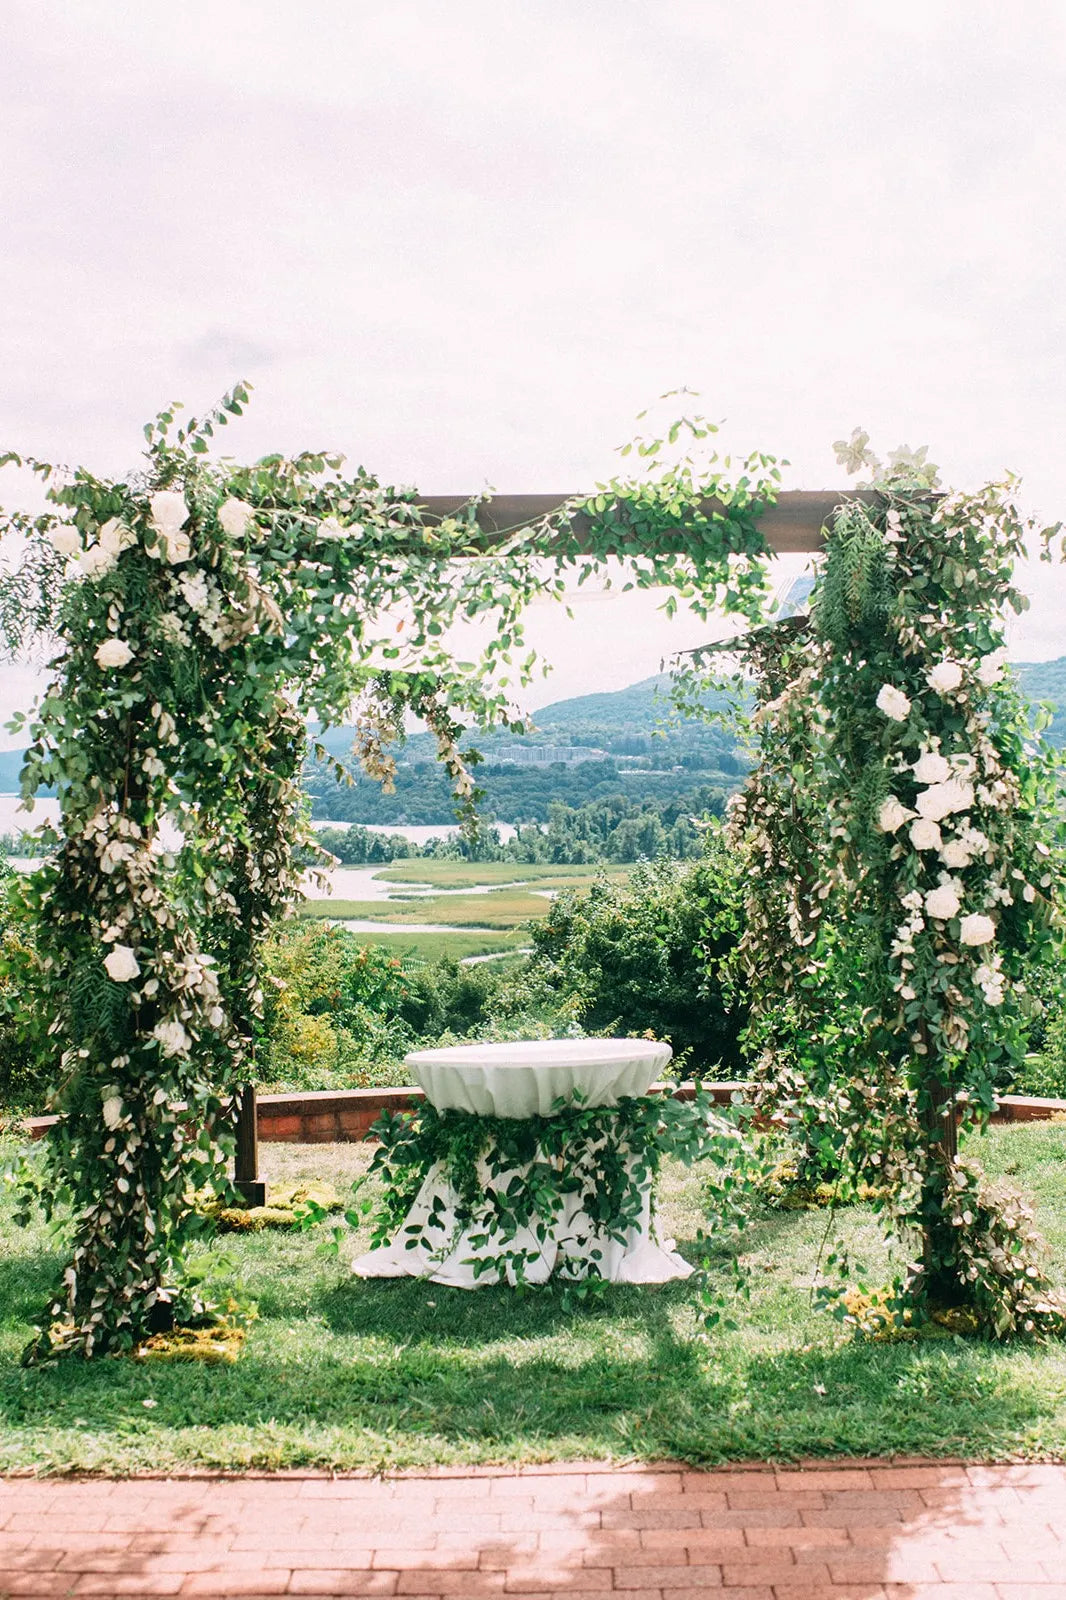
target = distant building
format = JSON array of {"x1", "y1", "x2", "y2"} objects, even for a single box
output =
[{"x1": 493, "y1": 745, "x2": 608, "y2": 766}]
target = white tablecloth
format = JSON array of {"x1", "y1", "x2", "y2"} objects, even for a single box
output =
[{"x1": 352, "y1": 1038, "x2": 693, "y2": 1287}]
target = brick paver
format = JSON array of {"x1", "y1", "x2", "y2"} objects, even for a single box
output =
[{"x1": 1, "y1": 1461, "x2": 1064, "y2": 1599}]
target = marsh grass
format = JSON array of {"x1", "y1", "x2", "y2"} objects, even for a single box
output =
[
  {"x1": 375, "y1": 862, "x2": 632, "y2": 890},
  {"x1": 300, "y1": 890, "x2": 553, "y2": 929},
  {"x1": 1, "y1": 1124, "x2": 1065, "y2": 1475}
]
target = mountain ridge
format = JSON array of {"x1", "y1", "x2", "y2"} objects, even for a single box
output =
[{"x1": 2, "y1": 655, "x2": 1064, "y2": 801}]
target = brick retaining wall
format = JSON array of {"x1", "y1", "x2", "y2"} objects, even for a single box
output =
[{"x1": 16, "y1": 1081, "x2": 1065, "y2": 1144}]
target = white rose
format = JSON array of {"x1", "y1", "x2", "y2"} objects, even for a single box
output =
[
  {"x1": 149, "y1": 490, "x2": 189, "y2": 538},
  {"x1": 218, "y1": 497, "x2": 255, "y2": 537},
  {"x1": 317, "y1": 516, "x2": 347, "y2": 541},
  {"x1": 102, "y1": 1094, "x2": 124, "y2": 1130},
  {"x1": 939, "y1": 838, "x2": 972, "y2": 870},
  {"x1": 152, "y1": 1019, "x2": 192, "y2": 1058},
  {"x1": 927, "y1": 660, "x2": 964, "y2": 695},
  {"x1": 876, "y1": 683, "x2": 912, "y2": 722},
  {"x1": 48, "y1": 525, "x2": 82, "y2": 557},
  {"x1": 959, "y1": 913, "x2": 996, "y2": 947},
  {"x1": 913, "y1": 751, "x2": 952, "y2": 785},
  {"x1": 925, "y1": 884, "x2": 962, "y2": 921},
  {"x1": 80, "y1": 545, "x2": 118, "y2": 579},
  {"x1": 103, "y1": 944, "x2": 141, "y2": 983},
  {"x1": 909, "y1": 818, "x2": 942, "y2": 852},
  {"x1": 976, "y1": 652, "x2": 1006, "y2": 687},
  {"x1": 94, "y1": 638, "x2": 134, "y2": 669},
  {"x1": 916, "y1": 778, "x2": 974, "y2": 822},
  {"x1": 98, "y1": 518, "x2": 136, "y2": 557},
  {"x1": 878, "y1": 796, "x2": 911, "y2": 834},
  {"x1": 163, "y1": 529, "x2": 193, "y2": 564}
]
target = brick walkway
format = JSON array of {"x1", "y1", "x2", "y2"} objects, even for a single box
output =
[{"x1": 2, "y1": 1461, "x2": 1065, "y2": 1599}]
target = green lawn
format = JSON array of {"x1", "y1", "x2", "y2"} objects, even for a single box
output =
[{"x1": 2, "y1": 1123, "x2": 1066, "y2": 1475}]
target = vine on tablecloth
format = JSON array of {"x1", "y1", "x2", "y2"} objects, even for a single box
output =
[{"x1": 361, "y1": 1089, "x2": 760, "y2": 1287}]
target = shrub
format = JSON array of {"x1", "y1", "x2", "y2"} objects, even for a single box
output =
[
  {"x1": 257, "y1": 924, "x2": 415, "y2": 1091},
  {"x1": 0, "y1": 866, "x2": 58, "y2": 1114},
  {"x1": 393, "y1": 955, "x2": 503, "y2": 1041},
  {"x1": 526, "y1": 834, "x2": 746, "y2": 1076}
]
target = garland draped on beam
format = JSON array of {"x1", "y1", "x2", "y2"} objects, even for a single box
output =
[{"x1": 0, "y1": 389, "x2": 781, "y2": 1358}]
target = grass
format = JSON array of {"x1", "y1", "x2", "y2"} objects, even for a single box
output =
[
  {"x1": 376, "y1": 861, "x2": 632, "y2": 890},
  {"x1": 2, "y1": 1123, "x2": 1066, "y2": 1475},
  {"x1": 335, "y1": 929, "x2": 528, "y2": 963}
]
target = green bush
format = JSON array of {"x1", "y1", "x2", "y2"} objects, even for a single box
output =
[
  {"x1": 258, "y1": 924, "x2": 416, "y2": 1091},
  {"x1": 0, "y1": 865, "x2": 58, "y2": 1115},
  {"x1": 393, "y1": 955, "x2": 503, "y2": 1041},
  {"x1": 526, "y1": 835, "x2": 746, "y2": 1076}
]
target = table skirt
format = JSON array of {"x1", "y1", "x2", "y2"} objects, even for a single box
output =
[{"x1": 351, "y1": 1154, "x2": 693, "y2": 1288}]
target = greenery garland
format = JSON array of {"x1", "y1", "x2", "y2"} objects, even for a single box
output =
[
  {"x1": 365, "y1": 1090, "x2": 754, "y2": 1286},
  {"x1": 0, "y1": 389, "x2": 778, "y2": 1359},
  {"x1": 718, "y1": 436, "x2": 1066, "y2": 1336}
]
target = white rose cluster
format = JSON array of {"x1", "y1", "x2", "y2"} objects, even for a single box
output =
[
  {"x1": 148, "y1": 491, "x2": 192, "y2": 563},
  {"x1": 876, "y1": 683, "x2": 911, "y2": 722},
  {"x1": 927, "y1": 660, "x2": 964, "y2": 695},
  {"x1": 152, "y1": 1019, "x2": 192, "y2": 1058},
  {"x1": 960, "y1": 913, "x2": 996, "y2": 947},
  {"x1": 217, "y1": 497, "x2": 256, "y2": 538},
  {"x1": 94, "y1": 638, "x2": 134, "y2": 669},
  {"x1": 939, "y1": 825, "x2": 989, "y2": 871},
  {"x1": 915, "y1": 777, "x2": 974, "y2": 822},
  {"x1": 973, "y1": 956, "x2": 1005, "y2": 1006},
  {"x1": 910, "y1": 818, "x2": 942, "y2": 852},
  {"x1": 48, "y1": 524, "x2": 82, "y2": 557},
  {"x1": 877, "y1": 796, "x2": 912, "y2": 834},
  {"x1": 103, "y1": 944, "x2": 140, "y2": 983},
  {"x1": 925, "y1": 883, "x2": 962, "y2": 921},
  {"x1": 913, "y1": 751, "x2": 952, "y2": 785},
  {"x1": 975, "y1": 651, "x2": 1007, "y2": 687}
]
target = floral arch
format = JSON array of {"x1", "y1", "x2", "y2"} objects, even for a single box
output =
[{"x1": 0, "y1": 393, "x2": 1063, "y2": 1357}]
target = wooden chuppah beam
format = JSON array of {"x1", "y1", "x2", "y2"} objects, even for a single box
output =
[{"x1": 418, "y1": 488, "x2": 881, "y2": 554}]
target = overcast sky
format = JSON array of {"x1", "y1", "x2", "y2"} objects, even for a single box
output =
[{"x1": 1, "y1": 0, "x2": 1064, "y2": 742}]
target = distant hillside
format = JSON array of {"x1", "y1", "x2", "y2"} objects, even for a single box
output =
[
  {"x1": 401, "y1": 672, "x2": 742, "y2": 769},
  {"x1": 0, "y1": 750, "x2": 24, "y2": 792},
  {"x1": 3, "y1": 657, "x2": 1064, "y2": 820}
]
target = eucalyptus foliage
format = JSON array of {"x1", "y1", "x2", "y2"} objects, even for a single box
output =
[
  {"x1": 717, "y1": 438, "x2": 1066, "y2": 1335},
  {"x1": 364, "y1": 1091, "x2": 752, "y2": 1287},
  {"x1": 0, "y1": 389, "x2": 778, "y2": 1358}
]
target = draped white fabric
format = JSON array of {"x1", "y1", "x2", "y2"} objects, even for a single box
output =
[
  {"x1": 351, "y1": 1153, "x2": 693, "y2": 1287},
  {"x1": 352, "y1": 1038, "x2": 692, "y2": 1288}
]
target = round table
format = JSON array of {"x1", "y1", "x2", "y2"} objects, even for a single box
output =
[{"x1": 351, "y1": 1038, "x2": 694, "y2": 1288}]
